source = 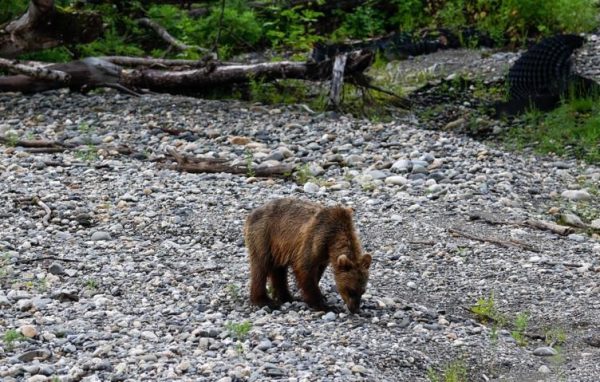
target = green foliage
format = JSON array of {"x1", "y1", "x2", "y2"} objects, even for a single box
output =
[
  {"x1": 427, "y1": 359, "x2": 468, "y2": 382},
  {"x1": 226, "y1": 284, "x2": 241, "y2": 300},
  {"x1": 244, "y1": 149, "x2": 255, "y2": 178},
  {"x1": 389, "y1": 0, "x2": 427, "y2": 31},
  {"x1": 85, "y1": 278, "x2": 98, "y2": 290},
  {"x1": 225, "y1": 321, "x2": 252, "y2": 340},
  {"x1": 333, "y1": 3, "x2": 385, "y2": 39},
  {"x1": 148, "y1": 2, "x2": 261, "y2": 59},
  {"x1": 470, "y1": 292, "x2": 508, "y2": 342},
  {"x1": 262, "y1": 3, "x2": 324, "y2": 51},
  {"x1": 79, "y1": 24, "x2": 145, "y2": 57},
  {"x1": 19, "y1": 47, "x2": 73, "y2": 63},
  {"x1": 545, "y1": 327, "x2": 567, "y2": 346},
  {"x1": 294, "y1": 163, "x2": 312, "y2": 185},
  {"x1": 433, "y1": 0, "x2": 597, "y2": 44},
  {"x1": 504, "y1": 95, "x2": 600, "y2": 164},
  {"x1": 0, "y1": 0, "x2": 28, "y2": 24},
  {"x1": 3, "y1": 329, "x2": 25, "y2": 351},
  {"x1": 511, "y1": 312, "x2": 529, "y2": 347}
]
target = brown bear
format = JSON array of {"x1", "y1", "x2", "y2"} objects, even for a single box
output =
[{"x1": 244, "y1": 198, "x2": 372, "y2": 313}]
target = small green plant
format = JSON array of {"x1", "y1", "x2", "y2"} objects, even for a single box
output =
[
  {"x1": 361, "y1": 182, "x2": 376, "y2": 192},
  {"x1": 470, "y1": 292, "x2": 498, "y2": 323},
  {"x1": 78, "y1": 122, "x2": 93, "y2": 135},
  {"x1": 545, "y1": 327, "x2": 567, "y2": 347},
  {"x1": 470, "y1": 292, "x2": 507, "y2": 342},
  {"x1": 3, "y1": 329, "x2": 25, "y2": 351},
  {"x1": 511, "y1": 312, "x2": 529, "y2": 347},
  {"x1": 225, "y1": 321, "x2": 252, "y2": 340},
  {"x1": 4, "y1": 132, "x2": 19, "y2": 147},
  {"x1": 85, "y1": 279, "x2": 98, "y2": 290},
  {"x1": 244, "y1": 149, "x2": 256, "y2": 178},
  {"x1": 0, "y1": 252, "x2": 10, "y2": 272},
  {"x1": 427, "y1": 359, "x2": 468, "y2": 382},
  {"x1": 233, "y1": 342, "x2": 245, "y2": 354},
  {"x1": 226, "y1": 284, "x2": 240, "y2": 300},
  {"x1": 74, "y1": 145, "x2": 98, "y2": 162},
  {"x1": 294, "y1": 163, "x2": 312, "y2": 185}
]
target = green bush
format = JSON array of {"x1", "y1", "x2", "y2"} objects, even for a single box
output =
[
  {"x1": 262, "y1": 4, "x2": 323, "y2": 51},
  {"x1": 333, "y1": 4, "x2": 386, "y2": 39}
]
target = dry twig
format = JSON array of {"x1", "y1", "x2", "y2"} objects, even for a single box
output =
[{"x1": 448, "y1": 227, "x2": 540, "y2": 252}]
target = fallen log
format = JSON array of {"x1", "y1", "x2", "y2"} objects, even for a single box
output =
[
  {"x1": 0, "y1": 51, "x2": 374, "y2": 95},
  {"x1": 166, "y1": 148, "x2": 294, "y2": 178}
]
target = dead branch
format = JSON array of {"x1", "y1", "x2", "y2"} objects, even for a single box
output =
[
  {"x1": 197, "y1": 266, "x2": 225, "y2": 274},
  {"x1": 468, "y1": 210, "x2": 575, "y2": 236},
  {"x1": 32, "y1": 196, "x2": 52, "y2": 225},
  {"x1": 448, "y1": 227, "x2": 540, "y2": 252},
  {"x1": 22, "y1": 147, "x2": 67, "y2": 154},
  {"x1": 166, "y1": 148, "x2": 294, "y2": 178},
  {"x1": 0, "y1": 57, "x2": 70, "y2": 82},
  {"x1": 16, "y1": 256, "x2": 80, "y2": 264},
  {"x1": 0, "y1": 0, "x2": 102, "y2": 58},
  {"x1": 137, "y1": 17, "x2": 209, "y2": 53},
  {"x1": 522, "y1": 220, "x2": 574, "y2": 236},
  {"x1": 100, "y1": 55, "x2": 221, "y2": 68},
  {"x1": 0, "y1": 136, "x2": 65, "y2": 148}
]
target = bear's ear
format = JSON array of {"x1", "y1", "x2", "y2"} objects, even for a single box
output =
[
  {"x1": 361, "y1": 254, "x2": 372, "y2": 269},
  {"x1": 337, "y1": 254, "x2": 352, "y2": 270},
  {"x1": 345, "y1": 206, "x2": 354, "y2": 215}
]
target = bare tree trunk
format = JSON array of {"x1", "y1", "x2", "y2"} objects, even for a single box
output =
[{"x1": 0, "y1": 0, "x2": 102, "y2": 59}]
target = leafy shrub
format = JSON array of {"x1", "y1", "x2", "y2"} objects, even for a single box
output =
[
  {"x1": 147, "y1": 1, "x2": 261, "y2": 59},
  {"x1": 333, "y1": 4, "x2": 386, "y2": 39},
  {"x1": 262, "y1": 4, "x2": 324, "y2": 51},
  {"x1": 0, "y1": 0, "x2": 28, "y2": 24}
]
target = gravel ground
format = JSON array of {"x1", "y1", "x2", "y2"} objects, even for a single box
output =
[{"x1": 0, "y1": 64, "x2": 599, "y2": 382}]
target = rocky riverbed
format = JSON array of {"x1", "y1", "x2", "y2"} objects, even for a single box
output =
[{"x1": 0, "y1": 81, "x2": 599, "y2": 382}]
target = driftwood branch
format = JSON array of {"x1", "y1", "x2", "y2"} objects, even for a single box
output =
[
  {"x1": 32, "y1": 196, "x2": 52, "y2": 225},
  {"x1": 166, "y1": 148, "x2": 294, "y2": 178},
  {"x1": 0, "y1": 0, "x2": 103, "y2": 58},
  {"x1": 0, "y1": 57, "x2": 70, "y2": 82},
  {"x1": 137, "y1": 17, "x2": 209, "y2": 53},
  {"x1": 468, "y1": 210, "x2": 575, "y2": 236},
  {"x1": 448, "y1": 227, "x2": 540, "y2": 252},
  {"x1": 16, "y1": 256, "x2": 80, "y2": 264},
  {"x1": 100, "y1": 56, "x2": 220, "y2": 68}
]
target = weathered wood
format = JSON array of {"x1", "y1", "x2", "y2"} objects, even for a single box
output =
[
  {"x1": 100, "y1": 56, "x2": 220, "y2": 68},
  {"x1": 0, "y1": 52, "x2": 374, "y2": 96},
  {"x1": 0, "y1": 57, "x2": 123, "y2": 93},
  {"x1": 167, "y1": 148, "x2": 294, "y2": 178},
  {"x1": 523, "y1": 219, "x2": 574, "y2": 236},
  {"x1": 327, "y1": 54, "x2": 347, "y2": 109},
  {"x1": 468, "y1": 210, "x2": 575, "y2": 236},
  {"x1": 0, "y1": 57, "x2": 70, "y2": 82},
  {"x1": 0, "y1": 0, "x2": 102, "y2": 58},
  {"x1": 448, "y1": 227, "x2": 540, "y2": 252}
]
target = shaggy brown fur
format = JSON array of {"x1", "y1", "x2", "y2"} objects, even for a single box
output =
[{"x1": 244, "y1": 198, "x2": 372, "y2": 313}]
